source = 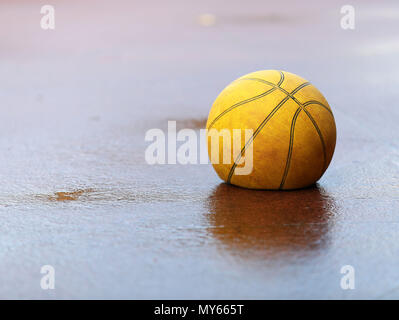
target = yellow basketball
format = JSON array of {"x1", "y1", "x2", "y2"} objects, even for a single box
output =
[{"x1": 206, "y1": 70, "x2": 336, "y2": 190}]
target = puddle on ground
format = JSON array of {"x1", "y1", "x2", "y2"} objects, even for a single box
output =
[
  {"x1": 47, "y1": 189, "x2": 95, "y2": 202},
  {"x1": 26, "y1": 186, "x2": 195, "y2": 206}
]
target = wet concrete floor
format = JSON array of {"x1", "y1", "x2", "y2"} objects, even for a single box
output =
[{"x1": 0, "y1": 0, "x2": 398, "y2": 298}]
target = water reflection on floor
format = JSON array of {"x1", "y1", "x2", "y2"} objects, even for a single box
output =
[{"x1": 206, "y1": 184, "x2": 335, "y2": 258}]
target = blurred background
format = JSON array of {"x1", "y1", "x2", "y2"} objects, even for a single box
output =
[{"x1": 0, "y1": 0, "x2": 398, "y2": 299}]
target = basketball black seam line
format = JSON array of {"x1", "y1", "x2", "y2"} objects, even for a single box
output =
[
  {"x1": 226, "y1": 95, "x2": 291, "y2": 183},
  {"x1": 279, "y1": 107, "x2": 302, "y2": 189},
  {"x1": 240, "y1": 77, "x2": 311, "y2": 97},
  {"x1": 277, "y1": 70, "x2": 285, "y2": 86},
  {"x1": 207, "y1": 70, "x2": 284, "y2": 130},
  {"x1": 302, "y1": 100, "x2": 334, "y2": 116},
  {"x1": 207, "y1": 87, "x2": 276, "y2": 130},
  {"x1": 237, "y1": 77, "x2": 329, "y2": 183},
  {"x1": 290, "y1": 99, "x2": 328, "y2": 175},
  {"x1": 226, "y1": 80, "x2": 314, "y2": 184},
  {"x1": 242, "y1": 77, "x2": 333, "y2": 117},
  {"x1": 301, "y1": 108, "x2": 328, "y2": 173}
]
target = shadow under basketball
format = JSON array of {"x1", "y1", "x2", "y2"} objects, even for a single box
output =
[{"x1": 206, "y1": 183, "x2": 336, "y2": 258}]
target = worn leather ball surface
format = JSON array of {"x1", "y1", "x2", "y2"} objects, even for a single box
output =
[{"x1": 206, "y1": 70, "x2": 336, "y2": 190}]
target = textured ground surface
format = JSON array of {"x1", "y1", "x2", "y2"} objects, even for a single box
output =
[{"x1": 0, "y1": 0, "x2": 398, "y2": 299}]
